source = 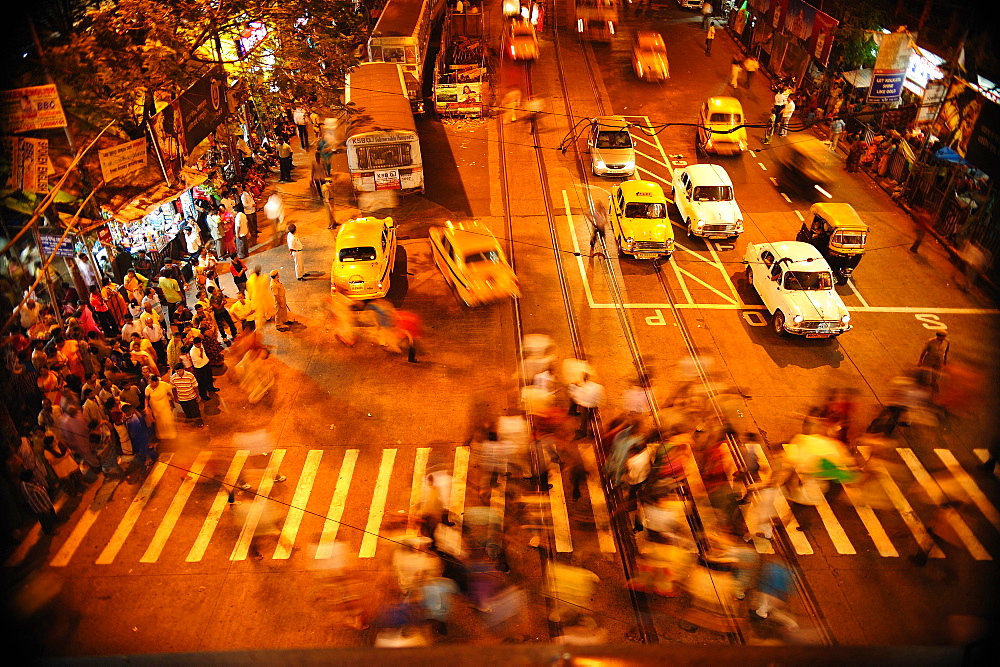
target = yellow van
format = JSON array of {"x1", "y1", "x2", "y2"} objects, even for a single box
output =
[
  {"x1": 697, "y1": 97, "x2": 748, "y2": 156},
  {"x1": 608, "y1": 181, "x2": 674, "y2": 259}
]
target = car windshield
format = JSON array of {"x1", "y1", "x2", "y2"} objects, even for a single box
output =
[
  {"x1": 784, "y1": 270, "x2": 833, "y2": 291},
  {"x1": 709, "y1": 112, "x2": 742, "y2": 125},
  {"x1": 465, "y1": 250, "x2": 502, "y2": 265},
  {"x1": 624, "y1": 202, "x2": 666, "y2": 219},
  {"x1": 596, "y1": 130, "x2": 632, "y2": 149},
  {"x1": 339, "y1": 246, "x2": 377, "y2": 262},
  {"x1": 693, "y1": 185, "x2": 733, "y2": 202}
]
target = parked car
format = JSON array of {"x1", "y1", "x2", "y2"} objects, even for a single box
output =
[
  {"x1": 330, "y1": 216, "x2": 397, "y2": 300},
  {"x1": 744, "y1": 241, "x2": 851, "y2": 337},
  {"x1": 507, "y1": 18, "x2": 539, "y2": 61},
  {"x1": 429, "y1": 220, "x2": 520, "y2": 306},
  {"x1": 697, "y1": 96, "x2": 748, "y2": 155},
  {"x1": 608, "y1": 180, "x2": 674, "y2": 259},
  {"x1": 632, "y1": 31, "x2": 669, "y2": 82},
  {"x1": 589, "y1": 116, "x2": 636, "y2": 177},
  {"x1": 671, "y1": 163, "x2": 744, "y2": 239}
]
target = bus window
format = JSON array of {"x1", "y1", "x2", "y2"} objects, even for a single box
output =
[{"x1": 357, "y1": 143, "x2": 412, "y2": 170}]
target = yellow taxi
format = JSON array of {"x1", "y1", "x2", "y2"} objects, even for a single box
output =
[
  {"x1": 697, "y1": 96, "x2": 748, "y2": 155},
  {"x1": 330, "y1": 216, "x2": 397, "y2": 299},
  {"x1": 632, "y1": 31, "x2": 669, "y2": 82},
  {"x1": 608, "y1": 181, "x2": 674, "y2": 259},
  {"x1": 430, "y1": 220, "x2": 520, "y2": 306}
]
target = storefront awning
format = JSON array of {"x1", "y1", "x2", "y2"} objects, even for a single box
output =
[
  {"x1": 841, "y1": 69, "x2": 873, "y2": 89},
  {"x1": 107, "y1": 167, "x2": 207, "y2": 223}
]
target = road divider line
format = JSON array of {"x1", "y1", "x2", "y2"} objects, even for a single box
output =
[
  {"x1": 645, "y1": 115, "x2": 677, "y2": 179},
  {"x1": 50, "y1": 477, "x2": 123, "y2": 567},
  {"x1": 186, "y1": 450, "x2": 249, "y2": 562},
  {"x1": 577, "y1": 442, "x2": 616, "y2": 553},
  {"x1": 780, "y1": 193, "x2": 792, "y2": 203},
  {"x1": 562, "y1": 189, "x2": 598, "y2": 308},
  {"x1": 231, "y1": 449, "x2": 286, "y2": 561},
  {"x1": 705, "y1": 239, "x2": 741, "y2": 302},
  {"x1": 273, "y1": 450, "x2": 323, "y2": 559},
  {"x1": 359, "y1": 449, "x2": 396, "y2": 558},
  {"x1": 859, "y1": 447, "x2": 943, "y2": 558},
  {"x1": 141, "y1": 451, "x2": 209, "y2": 563},
  {"x1": 847, "y1": 279, "x2": 870, "y2": 308},
  {"x1": 769, "y1": 177, "x2": 778, "y2": 186},
  {"x1": 675, "y1": 265, "x2": 738, "y2": 304},
  {"x1": 316, "y1": 449, "x2": 358, "y2": 559},
  {"x1": 406, "y1": 448, "x2": 431, "y2": 536},
  {"x1": 898, "y1": 448, "x2": 990, "y2": 560},
  {"x1": 669, "y1": 259, "x2": 694, "y2": 304},
  {"x1": 935, "y1": 449, "x2": 1000, "y2": 531},
  {"x1": 636, "y1": 166, "x2": 670, "y2": 185},
  {"x1": 633, "y1": 149, "x2": 670, "y2": 169},
  {"x1": 547, "y1": 462, "x2": 573, "y2": 553},
  {"x1": 450, "y1": 446, "x2": 470, "y2": 534},
  {"x1": 758, "y1": 162, "x2": 767, "y2": 171},
  {"x1": 95, "y1": 455, "x2": 173, "y2": 565},
  {"x1": 794, "y1": 210, "x2": 804, "y2": 221}
]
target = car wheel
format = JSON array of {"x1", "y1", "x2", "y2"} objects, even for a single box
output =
[
  {"x1": 745, "y1": 266, "x2": 754, "y2": 285},
  {"x1": 773, "y1": 310, "x2": 788, "y2": 336}
]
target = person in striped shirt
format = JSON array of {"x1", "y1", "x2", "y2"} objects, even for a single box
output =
[
  {"x1": 19, "y1": 469, "x2": 58, "y2": 535},
  {"x1": 171, "y1": 364, "x2": 203, "y2": 426}
]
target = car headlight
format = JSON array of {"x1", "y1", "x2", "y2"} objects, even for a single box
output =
[
  {"x1": 736, "y1": 218, "x2": 744, "y2": 227},
  {"x1": 595, "y1": 159, "x2": 606, "y2": 170},
  {"x1": 793, "y1": 314, "x2": 804, "y2": 324},
  {"x1": 624, "y1": 160, "x2": 635, "y2": 170},
  {"x1": 841, "y1": 314, "x2": 850, "y2": 324},
  {"x1": 624, "y1": 236, "x2": 634, "y2": 247}
]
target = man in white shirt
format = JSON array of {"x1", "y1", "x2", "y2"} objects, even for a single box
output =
[
  {"x1": 240, "y1": 187, "x2": 258, "y2": 238},
  {"x1": 190, "y1": 337, "x2": 217, "y2": 400},
  {"x1": 292, "y1": 106, "x2": 310, "y2": 149},
  {"x1": 568, "y1": 373, "x2": 605, "y2": 438},
  {"x1": 16, "y1": 298, "x2": 41, "y2": 330},
  {"x1": 286, "y1": 223, "x2": 306, "y2": 280},
  {"x1": 234, "y1": 209, "x2": 250, "y2": 259},
  {"x1": 121, "y1": 314, "x2": 141, "y2": 343},
  {"x1": 142, "y1": 319, "x2": 167, "y2": 368},
  {"x1": 184, "y1": 225, "x2": 202, "y2": 259},
  {"x1": 780, "y1": 97, "x2": 796, "y2": 136}
]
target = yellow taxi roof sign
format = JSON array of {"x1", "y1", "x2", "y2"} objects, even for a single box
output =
[{"x1": 618, "y1": 180, "x2": 666, "y2": 199}]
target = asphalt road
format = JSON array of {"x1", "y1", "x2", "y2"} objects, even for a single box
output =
[{"x1": 8, "y1": 1, "x2": 999, "y2": 658}]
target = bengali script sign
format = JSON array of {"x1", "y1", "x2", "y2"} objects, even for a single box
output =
[{"x1": 99, "y1": 138, "x2": 148, "y2": 182}]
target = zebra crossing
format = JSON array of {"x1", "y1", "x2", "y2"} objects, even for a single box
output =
[{"x1": 7, "y1": 442, "x2": 1000, "y2": 570}]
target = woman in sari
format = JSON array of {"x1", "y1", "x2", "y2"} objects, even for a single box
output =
[
  {"x1": 192, "y1": 303, "x2": 226, "y2": 366},
  {"x1": 102, "y1": 278, "x2": 130, "y2": 326},
  {"x1": 144, "y1": 374, "x2": 177, "y2": 441}
]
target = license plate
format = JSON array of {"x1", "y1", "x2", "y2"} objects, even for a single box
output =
[
  {"x1": 806, "y1": 333, "x2": 831, "y2": 338},
  {"x1": 708, "y1": 235, "x2": 729, "y2": 240},
  {"x1": 374, "y1": 169, "x2": 400, "y2": 190}
]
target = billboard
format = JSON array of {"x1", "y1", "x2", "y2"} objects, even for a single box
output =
[
  {"x1": 868, "y1": 31, "x2": 912, "y2": 102},
  {"x1": 1, "y1": 84, "x2": 67, "y2": 133},
  {"x1": 99, "y1": 138, "x2": 148, "y2": 182},
  {"x1": 965, "y1": 99, "x2": 999, "y2": 178},
  {"x1": 809, "y1": 11, "x2": 838, "y2": 67}
]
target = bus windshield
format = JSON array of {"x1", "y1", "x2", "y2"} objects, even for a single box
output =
[{"x1": 340, "y1": 247, "x2": 377, "y2": 262}]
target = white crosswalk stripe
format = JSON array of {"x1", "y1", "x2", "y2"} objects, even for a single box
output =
[{"x1": 22, "y1": 443, "x2": 1000, "y2": 569}]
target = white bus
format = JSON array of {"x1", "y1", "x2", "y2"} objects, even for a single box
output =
[
  {"x1": 345, "y1": 63, "x2": 424, "y2": 195},
  {"x1": 367, "y1": 0, "x2": 445, "y2": 114}
]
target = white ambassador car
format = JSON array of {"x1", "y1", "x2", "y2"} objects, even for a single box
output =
[
  {"x1": 744, "y1": 241, "x2": 852, "y2": 337},
  {"x1": 671, "y1": 164, "x2": 744, "y2": 239}
]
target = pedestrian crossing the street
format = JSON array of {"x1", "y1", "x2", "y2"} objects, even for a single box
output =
[{"x1": 10, "y1": 442, "x2": 1000, "y2": 571}]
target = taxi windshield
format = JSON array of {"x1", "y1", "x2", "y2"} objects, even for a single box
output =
[
  {"x1": 624, "y1": 202, "x2": 666, "y2": 219},
  {"x1": 339, "y1": 246, "x2": 377, "y2": 262},
  {"x1": 784, "y1": 271, "x2": 833, "y2": 291},
  {"x1": 709, "y1": 112, "x2": 742, "y2": 125},
  {"x1": 465, "y1": 250, "x2": 501, "y2": 265},
  {"x1": 693, "y1": 185, "x2": 733, "y2": 202},
  {"x1": 596, "y1": 130, "x2": 632, "y2": 149}
]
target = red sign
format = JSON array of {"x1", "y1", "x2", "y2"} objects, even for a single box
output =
[{"x1": 809, "y1": 11, "x2": 838, "y2": 67}]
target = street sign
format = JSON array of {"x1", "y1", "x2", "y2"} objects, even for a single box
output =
[{"x1": 39, "y1": 234, "x2": 75, "y2": 257}]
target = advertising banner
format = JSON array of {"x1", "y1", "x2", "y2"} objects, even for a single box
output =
[
  {"x1": 784, "y1": 0, "x2": 816, "y2": 42},
  {"x1": 965, "y1": 99, "x2": 999, "y2": 178},
  {"x1": 1, "y1": 84, "x2": 67, "y2": 133},
  {"x1": 809, "y1": 11, "x2": 838, "y2": 66},
  {"x1": 99, "y1": 138, "x2": 148, "y2": 182},
  {"x1": 868, "y1": 31, "x2": 912, "y2": 102},
  {"x1": 435, "y1": 82, "x2": 483, "y2": 116},
  {"x1": 148, "y1": 67, "x2": 229, "y2": 182},
  {"x1": 932, "y1": 79, "x2": 984, "y2": 158},
  {"x1": 749, "y1": 0, "x2": 771, "y2": 13},
  {"x1": 770, "y1": 0, "x2": 788, "y2": 31},
  {"x1": 4, "y1": 137, "x2": 51, "y2": 193}
]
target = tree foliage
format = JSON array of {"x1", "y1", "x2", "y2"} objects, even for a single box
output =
[
  {"x1": 828, "y1": 0, "x2": 894, "y2": 71},
  {"x1": 14, "y1": 0, "x2": 367, "y2": 140}
]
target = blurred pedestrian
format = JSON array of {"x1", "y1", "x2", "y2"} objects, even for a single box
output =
[
  {"x1": 328, "y1": 287, "x2": 357, "y2": 346},
  {"x1": 701, "y1": 2, "x2": 713, "y2": 30},
  {"x1": 395, "y1": 310, "x2": 423, "y2": 363},
  {"x1": 287, "y1": 223, "x2": 306, "y2": 280},
  {"x1": 586, "y1": 200, "x2": 608, "y2": 256},
  {"x1": 122, "y1": 402, "x2": 157, "y2": 467},
  {"x1": 729, "y1": 59, "x2": 742, "y2": 88},
  {"x1": 364, "y1": 299, "x2": 398, "y2": 350},
  {"x1": 846, "y1": 137, "x2": 866, "y2": 172},
  {"x1": 277, "y1": 137, "x2": 293, "y2": 182},
  {"x1": 743, "y1": 56, "x2": 759, "y2": 88},
  {"x1": 322, "y1": 178, "x2": 337, "y2": 229},
  {"x1": 501, "y1": 88, "x2": 522, "y2": 124},
  {"x1": 918, "y1": 330, "x2": 950, "y2": 385},
  {"x1": 752, "y1": 559, "x2": 799, "y2": 631},
  {"x1": 246, "y1": 267, "x2": 274, "y2": 330},
  {"x1": 705, "y1": 22, "x2": 716, "y2": 56},
  {"x1": 190, "y1": 338, "x2": 217, "y2": 401},
  {"x1": 567, "y1": 372, "x2": 605, "y2": 438},
  {"x1": 144, "y1": 373, "x2": 177, "y2": 441},
  {"x1": 19, "y1": 469, "x2": 58, "y2": 535}
]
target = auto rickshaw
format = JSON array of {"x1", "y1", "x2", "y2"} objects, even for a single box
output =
[{"x1": 795, "y1": 203, "x2": 868, "y2": 285}]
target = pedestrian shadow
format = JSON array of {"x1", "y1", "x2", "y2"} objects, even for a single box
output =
[{"x1": 386, "y1": 246, "x2": 410, "y2": 305}]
